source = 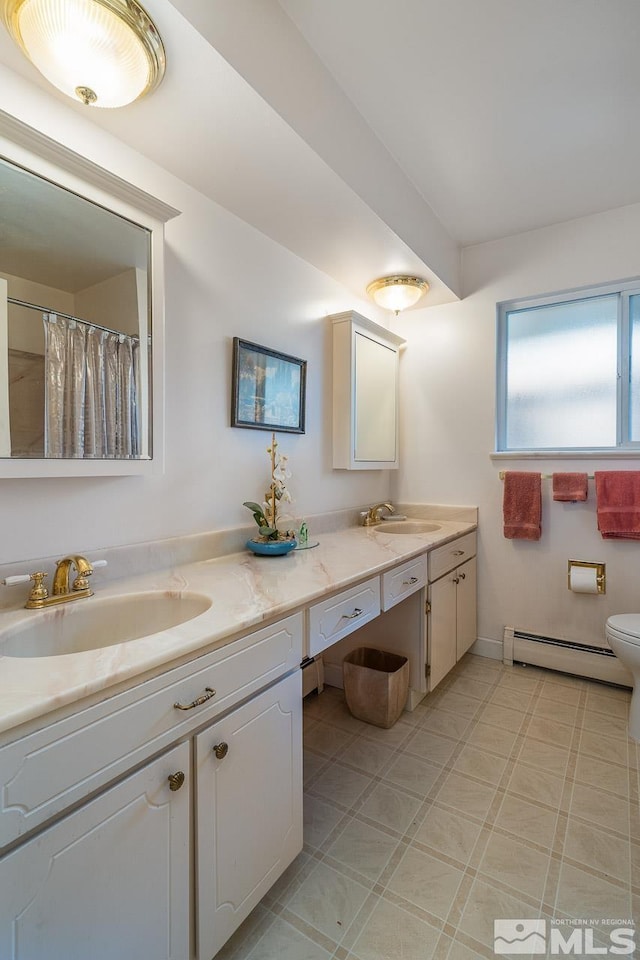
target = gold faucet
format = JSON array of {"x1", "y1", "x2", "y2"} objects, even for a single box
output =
[
  {"x1": 362, "y1": 502, "x2": 395, "y2": 526},
  {"x1": 25, "y1": 556, "x2": 94, "y2": 609}
]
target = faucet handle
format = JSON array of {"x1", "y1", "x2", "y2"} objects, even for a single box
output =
[
  {"x1": 2, "y1": 571, "x2": 49, "y2": 599},
  {"x1": 28, "y1": 572, "x2": 49, "y2": 603},
  {"x1": 3, "y1": 572, "x2": 50, "y2": 608},
  {"x1": 1, "y1": 573, "x2": 32, "y2": 586}
]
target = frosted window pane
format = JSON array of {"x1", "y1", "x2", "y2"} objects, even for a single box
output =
[
  {"x1": 630, "y1": 296, "x2": 640, "y2": 442},
  {"x1": 505, "y1": 295, "x2": 618, "y2": 449}
]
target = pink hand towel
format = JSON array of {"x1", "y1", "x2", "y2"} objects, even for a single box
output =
[
  {"x1": 503, "y1": 471, "x2": 542, "y2": 540},
  {"x1": 595, "y1": 471, "x2": 640, "y2": 539},
  {"x1": 552, "y1": 472, "x2": 588, "y2": 502}
]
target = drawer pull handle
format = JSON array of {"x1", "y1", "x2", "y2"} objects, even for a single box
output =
[
  {"x1": 452, "y1": 550, "x2": 464, "y2": 556},
  {"x1": 452, "y1": 576, "x2": 460, "y2": 584},
  {"x1": 342, "y1": 607, "x2": 363, "y2": 620},
  {"x1": 168, "y1": 771, "x2": 185, "y2": 792},
  {"x1": 402, "y1": 576, "x2": 419, "y2": 585},
  {"x1": 459, "y1": 572, "x2": 466, "y2": 580},
  {"x1": 213, "y1": 742, "x2": 229, "y2": 760},
  {"x1": 174, "y1": 686, "x2": 216, "y2": 710}
]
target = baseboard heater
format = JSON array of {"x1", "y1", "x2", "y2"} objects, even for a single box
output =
[{"x1": 503, "y1": 626, "x2": 632, "y2": 687}]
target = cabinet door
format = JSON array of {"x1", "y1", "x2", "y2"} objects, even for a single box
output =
[
  {"x1": 456, "y1": 557, "x2": 477, "y2": 660},
  {"x1": 354, "y1": 331, "x2": 397, "y2": 462},
  {"x1": 0, "y1": 741, "x2": 190, "y2": 960},
  {"x1": 428, "y1": 574, "x2": 457, "y2": 690},
  {"x1": 196, "y1": 670, "x2": 303, "y2": 960}
]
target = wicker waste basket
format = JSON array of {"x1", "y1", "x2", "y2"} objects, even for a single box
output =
[{"x1": 343, "y1": 647, "x2": 409, "y2": 729}]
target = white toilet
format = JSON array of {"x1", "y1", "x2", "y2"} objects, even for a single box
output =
[{"x1": 605, "y1": 614, "x2": 640, "y2": 740}]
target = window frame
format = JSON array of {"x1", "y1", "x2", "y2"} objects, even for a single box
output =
[{"x1": 496, "y1": 277, "x2": 640, "y2": 454}]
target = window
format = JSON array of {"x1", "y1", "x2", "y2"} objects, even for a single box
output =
[{"x1": 497, "y1": 279, "x2": 640, "y2": 452}]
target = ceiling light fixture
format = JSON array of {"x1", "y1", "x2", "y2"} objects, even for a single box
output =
[
  {"x1": 1, "y1": 0, "x2": 166, "y2": 108},
  {"x1": 366, "y1": 275, "x2": 430, "y2": 315}
]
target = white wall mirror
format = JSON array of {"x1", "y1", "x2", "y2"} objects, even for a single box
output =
[{"x1": 0, "y1": 112, "x2": 178, "y2": 478}]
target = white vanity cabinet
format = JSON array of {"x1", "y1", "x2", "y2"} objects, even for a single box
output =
[
  {"x1": 0, "y1": 613, "x2": 304, "y2": 960},
  {"x1": 315, "y1": 534, "x2": 476, "y2": 709},
  {"x1": 196, "y1": 670, "x2": 302, "y2": 959},
  {"x1": 427, "y1": 533, "x2": 478, "y2": 690},
  {"x1": 0, "y1": 741, "x2": 191, "y2": 960},
  {"x1": 330, "y1": 311, "x2": 405, "y2": 470}
]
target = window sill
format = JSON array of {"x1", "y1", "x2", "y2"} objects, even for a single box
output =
[{"x1": 491, "y1": 450, "x2": 640, "y2": 461}]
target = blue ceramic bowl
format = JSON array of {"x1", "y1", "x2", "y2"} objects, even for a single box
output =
[{"x1": 246, "y1": 538, "x2": 297, "y2": 556}]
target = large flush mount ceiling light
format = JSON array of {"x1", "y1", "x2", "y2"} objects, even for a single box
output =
[
  {"x1": 366, "y1": 275, "x2": 430, "y2": 315},
  {"x1": 1, "y1": 0, "x2": 166, "y2": 107}
]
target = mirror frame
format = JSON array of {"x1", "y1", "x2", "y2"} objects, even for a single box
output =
[{"x1": 0, "y1": 109, "x2": 179, "y2": 478}]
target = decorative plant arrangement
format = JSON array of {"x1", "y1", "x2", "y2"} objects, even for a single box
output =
[{"x1": 243, "y1": 433, "x2": 297, "y2": 555}]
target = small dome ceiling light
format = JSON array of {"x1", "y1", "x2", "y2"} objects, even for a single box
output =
[
  {"x1": 366, "y1": 275, "x2": 430, "y2": 315},
  {"x1": 1, "y1": 0, "x2": 166, "y2": 108}
]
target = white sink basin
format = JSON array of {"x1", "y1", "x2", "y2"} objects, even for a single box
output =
[
  {"x1": 0, "y1": 592, "x2": 212, "y2": 658},
  {"x1": 375, "y1": 520, "x2": 442, "y2": 534}
]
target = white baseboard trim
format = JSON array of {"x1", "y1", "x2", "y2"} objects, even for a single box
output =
[
  {"x1": 469, "y1": 636, "x2": 503, "y2": 661},
  {"x1": 323, "y1": 662, "x2": 344, "y2": 689}
]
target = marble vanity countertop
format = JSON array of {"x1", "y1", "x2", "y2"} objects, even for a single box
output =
[{"x1": 0, "y1": 518, "x2": 476, "y2": 738}]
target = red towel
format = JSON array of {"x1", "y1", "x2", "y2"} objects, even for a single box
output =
[
  {"x1": 595, "y1": 471, "x2": 640, "y2": 539},
  {"x1": 503, "y1": 471, "x2": 542, "y2": 540},
  {"x1": 552, "y1": 473, "x2": 588, "y2": 502}
]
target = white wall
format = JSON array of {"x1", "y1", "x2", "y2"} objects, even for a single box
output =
[
  {"x1": 0, "y1": 73, "x2": 392, "y2": 565},
  {"x1": 394, "y1": 203, "x2": 640, "y2": 650},
  {"x1": 75, "y1": 269, "x2": 140, "y2": 336},
  {"x1": 1, "y1": 272, "x2": 74, "y2": 355}
]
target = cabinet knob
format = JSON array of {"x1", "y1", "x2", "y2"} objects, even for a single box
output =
[
  {"x1": 459, "y1": 572, "x2": 466, "y2": 580},
  {"x1": 213, "y1": 742, "x2": 229, "y2": 760},
  {"x1": 452, "y1": 576, "x2": 460, "y2": 584},
  {"x1": 168, "y1": 771, "x2": 185, "y2": 791},
  {"x1": 174, "y1": 686, "x2": 216, "y2": 710}
]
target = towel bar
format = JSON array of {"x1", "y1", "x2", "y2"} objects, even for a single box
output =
[{"x1": 498, "y1": 471, "x2": 594, "y2": 481}]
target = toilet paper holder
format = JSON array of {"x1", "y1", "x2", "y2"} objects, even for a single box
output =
[{"x1": 567, "y1": 559, "x2": 606, "y2": 594}]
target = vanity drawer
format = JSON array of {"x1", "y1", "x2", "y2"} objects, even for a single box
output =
[
  {"x1": 381, "y1": 555, "x2": 427, "y2": 611},
  {"x1": 0, "y1": 613, "x2": 302, "y2": 850},
  {"x1": 428, "y1": 532, "x2": 477, "y2": 583},
  {"x1": 308, "y1": 577, "x2": 380, "y2": 658}
]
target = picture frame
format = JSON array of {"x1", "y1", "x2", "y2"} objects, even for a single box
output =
[{"x1": 231, "y1": 338, "x2": 307, "y2": 433}]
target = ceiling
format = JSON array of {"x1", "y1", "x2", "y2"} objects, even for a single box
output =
[
  {"x1": 1, "y1": 0, "x2": 639, "y2": 305},
  {"x1": 279, "y1": 0, "x2": 640, "y2": 246}
]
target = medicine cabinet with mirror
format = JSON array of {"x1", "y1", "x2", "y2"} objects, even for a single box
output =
[
  {"x1": 330, "y1": 311, "x2": 405, "y2": 470},
  {"x1": 0, "y1": 110, "x2": 179, "y2": 478}
]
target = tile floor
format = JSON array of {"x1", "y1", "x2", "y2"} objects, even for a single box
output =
[{"x1": 217, "y1": 654, "x2": 638, "y2": 959}]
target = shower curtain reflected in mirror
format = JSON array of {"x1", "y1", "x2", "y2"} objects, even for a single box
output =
[{"x1": 43, "y1": 315, "x2": 140, "y2": 458}]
